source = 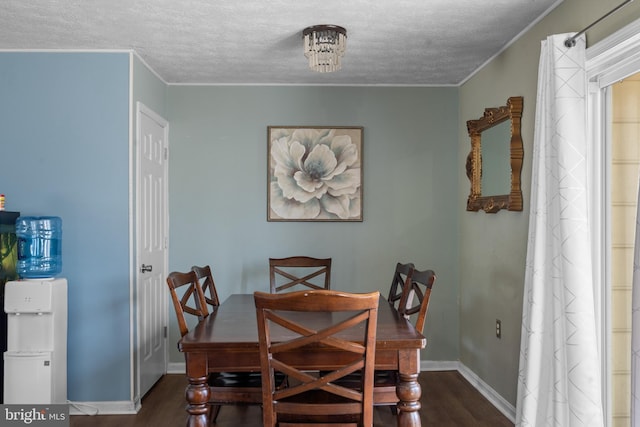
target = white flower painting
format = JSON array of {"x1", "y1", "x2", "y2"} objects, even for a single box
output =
[{"x1": 267, "y1": 127, "x2": 363, "y2": 221}]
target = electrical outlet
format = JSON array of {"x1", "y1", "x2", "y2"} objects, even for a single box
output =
[{"x1": 496, "y1": 319, "x2": 502, "y2": 339}]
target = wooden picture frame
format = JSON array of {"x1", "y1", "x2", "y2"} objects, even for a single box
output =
[{"x1": 267, "y1": 126, "x2": 363, "y2": 222}]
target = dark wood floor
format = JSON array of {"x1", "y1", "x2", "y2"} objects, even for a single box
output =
[{"x1": 70, "y1": 371, "x2": 514, "y2": 426}]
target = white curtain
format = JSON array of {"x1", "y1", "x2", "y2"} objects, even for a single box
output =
[
  {"x1": 632, "y1": 177, "x2": 640, "y2": 426},
  {"x1": 516, "y1": 33, "x2": 604, "y2": 427}
]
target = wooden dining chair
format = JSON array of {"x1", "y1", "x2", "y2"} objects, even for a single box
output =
[
  {"x1": 335, "y1": 265, "x2": 437, "y2": 413},
  {"x1": 398, "y1": 268, "x2": 437, "y2": 333},
  {"x1": 166, "y1": 270, "x2": 265, "y2": 423},
  {"x1": 191, "y1": 264, "x2": 280, "y2": 412},
  {"x1": 387, "y1": 262, "x2": 415, "y2": 309},
  {"x1": 374, "y1": 267, "x2": 437, "y2": 409},
  {"x1": 191, "y1": 265, "x2": 220, "y2": 308},
  {"x1": 254, "y1": 289, "x2": 379, "y2": 427},
  {"x1": 268, "y1": 256, "x2": 332, "y2": 293}
]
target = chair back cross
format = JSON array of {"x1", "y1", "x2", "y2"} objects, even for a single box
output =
[
  {"x1": 166, "y1": 270, "x2": 208, "y2": 337},
  {"x1": 399, "y1": 268, "x2": 437, "y2": 333},
  {"x1": 269, "y1": 256, "x2": 332, "y2": 293},
  {"x1": 387, "y1": 262, "x2": 415, "y2": 309},
  {"x1": 191, "y1": 265, "x2": 220, "y2": 308}
]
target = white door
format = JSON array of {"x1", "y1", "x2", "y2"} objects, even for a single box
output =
[{"x1": 136, "y1": 102, "x2": 169, "y2": 398}]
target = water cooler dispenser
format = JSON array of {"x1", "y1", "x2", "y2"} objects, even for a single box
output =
[
  {"x1": 3, "y1": 216, "x2": 66, "y2": 404},
  {"x1": 3, "y1": 279, "x2": 67, "y2": 404}
]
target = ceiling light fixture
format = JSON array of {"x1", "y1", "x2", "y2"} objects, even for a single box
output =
[{"x1": 302, "y1": 25, "x2": 347, "y2": 73}]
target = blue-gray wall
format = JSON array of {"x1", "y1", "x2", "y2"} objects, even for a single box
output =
[
  {"x1": 0, "y1": 52, "x2": 131, "y2": 401},
  {"x1": 0, "y1": 54, "x2": 461, "y2": 403},
  {"x1": 166, "y1": 86, "x2": 460, "y2": 364},
  {"x1": 133, "y1": 56, "x2": 167, "y2": 118}
]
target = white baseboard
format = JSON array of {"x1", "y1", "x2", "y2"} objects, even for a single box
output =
[
  {"x1": 420, "y1": 360, "x2": 516, "y2": 423},
  {"x1": 421, "y1": 359, "x2": 460, "y2": 371},
  {"x1": 167, "y1": 362, "x2": 186, "y2": 374},
  {"x1": 74, "y1": 360, "x2": 516, "y2": 423},
  {"x1": 68, "y1": 399, "x2": 140, "y2": 416},
  {"x1": 456, "y1": 362, "x2": 516, "y2": 423}
]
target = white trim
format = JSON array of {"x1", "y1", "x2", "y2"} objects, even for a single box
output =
[
  {"x1": 167, "y1": 362, "x2": 186, "y2": 374},
  {"x1": 127, "y1": 52, "x2": 136, "y2": 404},
  {"x1": 166, "y1": 82, "x2": 457, "y2": 88},
  {"x1": 419, "y1": 361, "x2": 519, "y2": 423},
  {"x1": 68, "y1": 400, "x2": 140, "y2": 416},
  {"x1": 420, "y1": 360, "x2": 459, "y2": 371},
  {"x1": 419, "y1": 360, "x2": 517, "y2": 422},
  {"x1": 457, "y1": 363, "x2": 516, "y2": 423},
  {"x1": 587, "y1": 80, "x2": 612, "y2": 426},
  {"x1": 0, "y1": 48, "x2": 133, "y2": 54},
  {"x1": 131, "y1": 51, "x2": 167, "y2": 85},
  {"x1": 587, "y1": 18, "x2": 640, "y2": 87},
  {"x1": 604, "y1": 86, "x2": 614, "y2": 427},
  {"x1": 587, "y1": 18, "x2": 640, "y2": 63}
]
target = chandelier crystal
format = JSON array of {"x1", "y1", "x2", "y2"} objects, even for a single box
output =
[{"x1": 303, "y1": 25, "x2": 347, "y2": 73}]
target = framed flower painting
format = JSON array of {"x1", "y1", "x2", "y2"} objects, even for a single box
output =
[{"x1": 267, "y1": 126, "x2": 363, "y2": 222}]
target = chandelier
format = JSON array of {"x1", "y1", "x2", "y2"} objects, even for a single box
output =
[{"x1": 302, "y1": 25, "x2": 347, "y2": 73}]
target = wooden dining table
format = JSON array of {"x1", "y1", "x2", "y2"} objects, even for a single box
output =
[{"x1": 178, "y1": 293, "x2": 426, "y2": 427}]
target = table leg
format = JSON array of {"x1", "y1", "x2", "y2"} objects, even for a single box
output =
[
  {"x1": 184, "y1": 353, "x2": 210, "y2": 427},
  {"x1": 396, "y1": 349, "x2": 421, "y2": 427},
  {"x1": 185, "y1": 375, "x2": 209, "y2": 427}
]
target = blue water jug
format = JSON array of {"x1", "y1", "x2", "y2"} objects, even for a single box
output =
[{"x1": 16, "y1": 216, "x2": 62, "y2": 279}]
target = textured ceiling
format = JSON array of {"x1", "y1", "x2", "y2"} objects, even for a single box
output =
[{"x1": 0, "y1": 0, "x2": 564, "y2": 85}]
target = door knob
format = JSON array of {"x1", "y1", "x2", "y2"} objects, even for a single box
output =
[{"x1": 140, "y1": 264, "x2": 153, "y2": 273}]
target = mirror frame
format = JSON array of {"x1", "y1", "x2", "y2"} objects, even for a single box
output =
[{"x1": 466, "y1": 96, "x2": 523, "y2": 213}]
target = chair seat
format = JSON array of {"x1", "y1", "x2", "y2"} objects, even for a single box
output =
[
  {"x1": 332, "y1": 369, "x2": 400, "y2": 405},
  {"x1": 276, "y1": 389, "x2": 363, "y2": 425},
  {"x1": 335, "y1": 369, "x2": 397, "y2": 387},
  {"x1": 210, "y1": 371, "x2": 286, "y2": 388},
  {"x1": 210, "y1": 372, "x2": 263, "y2": 387},
  {"x1": 275, "y1": 390, "x2": 362, "y2": 427}
]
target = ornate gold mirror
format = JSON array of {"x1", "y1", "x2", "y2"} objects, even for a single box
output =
[{"x1": 466, "y1": 96, "x2": 523, "y2": 213}]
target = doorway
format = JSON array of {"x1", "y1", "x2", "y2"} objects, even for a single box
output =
[
  {"x1": 608, "y1": 73, "x2": 640, "y2": 427},
  {"x1": 135, "y1": 102, "x2": 169, "y2": 399},
  {"x1": 587, "y1": 19, "x2": 640, "y2": 427}
]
